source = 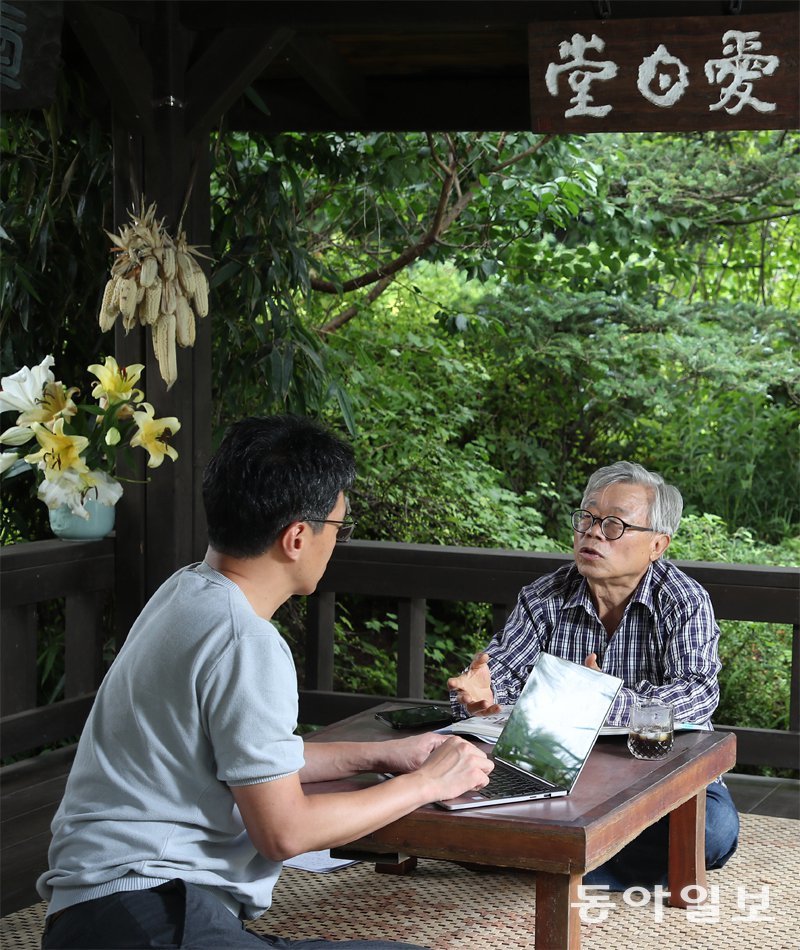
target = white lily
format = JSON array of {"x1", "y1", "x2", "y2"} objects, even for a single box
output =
[
  {"x1": 82, "y1": 470, "x2": 124, "y2": 507},
  {"x1": 0, "y1": 355, "x2": 56, "y2": 416},
  {"x1": 37, "y1": 468, "x2": 87, "y2": 514},
  {"x1": 0, "y1": 452, "x2": 20, "y2": 475},
  {"x1": 0, "y1": 425, "x2": 35, "y2": 446},
  {"x1": 37, "y1": 468, "x2": 123, "y2": 517}
]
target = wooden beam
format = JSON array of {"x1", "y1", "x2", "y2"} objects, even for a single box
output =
[
  {"x1": 284, "y1": 34, "x2": 366, "y2": 121},
  {"x1": 229, "y1": 76, "x2": 530, "y2": 132},
  {"x1": 0, "y1": 694, "x2": 96, "y2": 759},
  {"x1": 64, "y1": 0, "x2": 155, "y2": 140},
  {"x1": 184, "y1": 26, "x2": 295, "y2": 139}
]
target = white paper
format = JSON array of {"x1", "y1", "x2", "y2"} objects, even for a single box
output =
[
  {"x1": 443, "y1": 711, "x2": 705, "y2": 741},
  {"x1": 438, "y1": 706, "x2": 514, "y2": 743},
  {"x1": 283, "y1": 849, "x2": 360, "y2": 873}
]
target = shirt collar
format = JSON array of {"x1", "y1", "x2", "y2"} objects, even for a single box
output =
[{"x1": 565, "y1": 561, "x2": 659, "y2": 617}]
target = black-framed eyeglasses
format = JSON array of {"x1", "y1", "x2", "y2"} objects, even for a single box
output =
[
  {"x1": 305, "y1": 519, "x2": 357, "y2": 543},
  {"x1": 570, "y1": 509, "x2": 656, "y2": 541}
]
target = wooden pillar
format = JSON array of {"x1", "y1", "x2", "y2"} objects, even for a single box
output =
[
  {"x1": 68, "y1": 0, "x2": 291, "y2": 639},
  {"x1": 397, "y1": 598, "x2": 426, "y2": 698},
  {"x1": 108, "y1": 4, "x2": 211, "y2": 640},
  {"x1": 112, "y1": 122, "x2": 149, "y2": 645}
]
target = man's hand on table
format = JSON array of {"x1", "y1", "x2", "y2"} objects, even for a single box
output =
[
  {"x1": 378, "y1": 731, "x2": 451, "y2": 773},
  {"x1": 447, "y1": 651, "x2": 501, "y2": 717},
  {"x1": 379, "y1": 732, "x2": 494, "y2": 799},
  {"x1": 414, "y1": 736, "x2": 494, "y2": 799}
]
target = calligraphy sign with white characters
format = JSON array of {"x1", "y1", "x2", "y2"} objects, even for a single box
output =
[
  {"x1": 530, "y1": 13, "x2": 799, "y2": 132},
  {"x1": 0, "y1": 0, "x2": 63, "y2": 111}
]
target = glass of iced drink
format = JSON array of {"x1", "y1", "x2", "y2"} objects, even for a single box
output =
[{"x1": 627, "y1": 699, "x2": 674, "y2": 759}]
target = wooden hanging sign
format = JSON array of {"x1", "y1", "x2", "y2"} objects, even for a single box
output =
[
  {"x1": 0, "y1": 0, "x2": 63, "y2": 110},
  {"x1": 529, "y1": 12, "x2": 799, "y2": 132}
]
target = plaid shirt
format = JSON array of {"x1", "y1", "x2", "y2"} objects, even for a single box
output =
[{"x1": 473, "y1": 559, "x2": 721, "y2": 728}]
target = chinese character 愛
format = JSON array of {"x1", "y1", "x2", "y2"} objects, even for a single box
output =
[{"x1": 704, "y1": 30, "x2": 779, "y2": 114}]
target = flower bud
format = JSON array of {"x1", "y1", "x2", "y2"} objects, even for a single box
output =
[{"x1": 105, "y1": 427, "x2": 121, "y2": 446}]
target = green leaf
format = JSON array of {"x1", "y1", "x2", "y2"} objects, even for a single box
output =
[{"x1": 243, "y1": 86, "x2": 271, "y2": 117}]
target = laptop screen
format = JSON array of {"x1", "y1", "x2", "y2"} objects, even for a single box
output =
[{"x1": 492, "y1": 652, "x2": 622, "y2": 790}]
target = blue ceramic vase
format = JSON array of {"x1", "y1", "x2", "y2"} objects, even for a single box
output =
[{"x1": 48, "y1": 499, "x2": 116, "y2": 540}]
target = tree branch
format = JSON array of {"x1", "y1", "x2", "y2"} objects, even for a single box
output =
[
  {"x1": 310, "y1": 133, "x2": 555, "y2": 303},
  {"x1": 310, "y1": 144, "x2": 458, "y2": 294},
  {"x1": 317, "y1": 274, "x2": 396, "y2": 334},
  {"x1": 713, "y1": 208, "x2": 800, "y2": 227}
]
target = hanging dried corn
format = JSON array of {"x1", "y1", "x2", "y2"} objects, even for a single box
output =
[{"x1": 98, "y1": 201, "x2": 211, "y2": 390}]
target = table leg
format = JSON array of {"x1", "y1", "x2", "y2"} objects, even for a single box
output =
[
  {"x1": 535, "y1": 871, "x2": 582, "y2": 950},
  {"x1": 375, "y1": 855, "x2": 418, "y2": 875},
  {"x1": 667, "y1": 788, "x2": 707, "y2": 908}
]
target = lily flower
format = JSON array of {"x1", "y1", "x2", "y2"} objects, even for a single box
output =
[
  {"x1": 0, "y1": 355, "x2": 55, "y2": 416},
  {"x1": 81, "y1": 470, "x2": 124, "y2": 508},
  {"x1": 0, "y1": 425, "x2": 36, "y2": 447},
  {"x1": 130, "y1": 402, "x2": 181, "y2": 468},
  {"x1": 17, "y1": 380, "x2": 79, "y2": 428},
  {"x1": 36, "y1": 467, "x2": 87, "y2": 514},
  {"x1": 36, "y1": 468, "x2": 123, "y2": 517},
  {"x1": 88, "y1": 356, "x2": 144, "y2": 405},
  {"x1": 2, "y1": 355, "x2": 180, "y2": 521},
  {"x1": 0, "y1": 452, "x2": 20, "y2": 475},
  {"x1": 0, "y1": 356, "x2": 80, "y2": 429},
  {"x1": 24, "y1": 418, "x2": 90, "y2": 479}
]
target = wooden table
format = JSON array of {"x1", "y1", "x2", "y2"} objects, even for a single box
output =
[{"x1": 305, "y1": 703, "x2": 737, "y2": 950}]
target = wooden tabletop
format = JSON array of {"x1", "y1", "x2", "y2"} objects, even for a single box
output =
[{"x1": 305, "y1": 703, "x2": 737, "y2": 950}]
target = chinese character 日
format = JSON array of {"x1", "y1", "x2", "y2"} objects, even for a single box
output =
[
  {"x1": 705, "y1": 30, "x2": 779, "y2": 114},
  {"x1": 545, "y1": 33, "x2": 619, "y2": 117},
  {"x1": 638, "y1": 44, "x2": 690, "y2": 107}
]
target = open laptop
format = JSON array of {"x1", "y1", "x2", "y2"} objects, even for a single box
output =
[{"x1": 437, "y1": 652, "x2": 623, "y2": 810}]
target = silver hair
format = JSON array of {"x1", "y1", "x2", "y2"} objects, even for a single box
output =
[{"x1": 581, "y1": 461, "x2": 683, "y2": 535}]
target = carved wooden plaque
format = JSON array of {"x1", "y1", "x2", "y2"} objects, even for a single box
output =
[{"x1": 530, "y1": 12, "x2": 799, "y2": 132}]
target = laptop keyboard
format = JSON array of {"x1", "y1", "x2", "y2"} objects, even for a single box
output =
[{"x1": 479, "y1": 763, "x2": 554, "y2": 799}]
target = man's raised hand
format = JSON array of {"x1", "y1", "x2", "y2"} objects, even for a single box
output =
[{"x1": 447, "y1": 652, "x2": 501, "y2": 717}]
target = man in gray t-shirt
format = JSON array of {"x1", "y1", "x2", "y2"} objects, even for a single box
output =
[{"x1": 40, "y1": 415, "x2": 494, "y2": 949}]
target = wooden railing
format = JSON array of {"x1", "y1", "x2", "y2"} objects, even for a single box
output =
[
  {"x1": 1, "y1": 539, "x2": 798, "y2": 769},
  {"x1": 304, "y1": 542, "x2": 800, "y2": 771},
  {"x1": 0, "y1": 538, "x2": 115, "y2": 759}
]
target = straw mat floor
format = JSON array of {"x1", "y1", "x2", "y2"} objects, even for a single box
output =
[{"x1": 2, "y1": 814, "x2": 797, "y2": 949}]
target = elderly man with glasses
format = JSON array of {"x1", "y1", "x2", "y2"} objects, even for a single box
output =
[{"x1": 448, "y1": 460, "x2": 739, "y2": 890}]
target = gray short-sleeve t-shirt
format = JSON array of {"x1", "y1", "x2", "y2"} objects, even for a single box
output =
[{"x1": 38, "y1": 562, "x2": 305, "y2": 919}]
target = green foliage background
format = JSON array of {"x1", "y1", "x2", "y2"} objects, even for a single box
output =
[{"x1": 2, "y1": 85, "x2": 798, "y2": 767}]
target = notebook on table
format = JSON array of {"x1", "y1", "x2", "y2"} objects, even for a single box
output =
[{"x1": 437, "y1": 652, "x2": 623, "y2": 810}]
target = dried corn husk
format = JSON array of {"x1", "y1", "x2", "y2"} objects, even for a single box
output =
[{"x1": 98, "y1": 200, "x2": 212, "y2": 387}]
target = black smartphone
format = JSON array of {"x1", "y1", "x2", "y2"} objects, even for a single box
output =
[{"x1": 375, "y1": 705, "x2": 456, "y2": 730}]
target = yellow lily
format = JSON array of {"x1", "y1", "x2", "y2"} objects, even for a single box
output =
[
  {"x1": 24, "y1": 418, "x2": 89, "y2": 478},
  {"x1": 130, "y1": 403, "x2": 180, "y2": 468},
  {"x1": 16, "y1": 381, "x2": 79, "y2": 427},
  {"x1": 87, "y1": 355, "x2": 144, "y2": 405}
]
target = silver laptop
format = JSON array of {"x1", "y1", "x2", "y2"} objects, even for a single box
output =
[{"x1": 437, "y1": 652, "x2": 623, "y2": 810}]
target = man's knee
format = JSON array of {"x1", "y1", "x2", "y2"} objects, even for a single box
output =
[{"x1": 705, "y1": 781, "x2": 739, "y2": 869}]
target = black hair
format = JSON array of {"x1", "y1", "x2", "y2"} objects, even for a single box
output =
[{"x1": 202, "y1": 415, "x2": 356, "y2": 558}]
